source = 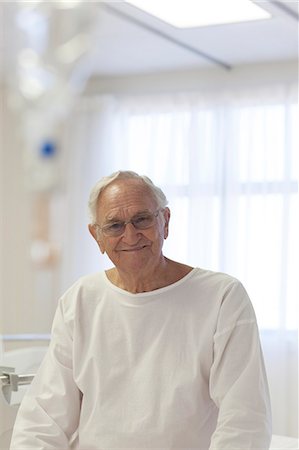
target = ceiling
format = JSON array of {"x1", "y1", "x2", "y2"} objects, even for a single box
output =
[
  {"x1": 0, "y1": 0, "x2": 298, "y2": 85},
  {"x1": 92, "y1": 1, "x2": 299, "y2": 74}
]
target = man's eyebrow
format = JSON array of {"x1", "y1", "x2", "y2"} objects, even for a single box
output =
[
  {"x1": 104, "y1": 209, "x2": 152, "y2": 222},
  {"x1": 104, "y1": 216, "x2": 122, "y2": 224},
  {"x1": 132, "y1": 209, "x2": 152, "y2": 216}
]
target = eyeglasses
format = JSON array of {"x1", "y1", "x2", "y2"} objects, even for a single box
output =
[{"x1": 96, "y1": 209, "x2": 163, "y2": 237}]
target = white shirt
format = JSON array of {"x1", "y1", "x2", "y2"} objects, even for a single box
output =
[{"x1": 10, "y1": 268, "x2": 272, "y2": 449}]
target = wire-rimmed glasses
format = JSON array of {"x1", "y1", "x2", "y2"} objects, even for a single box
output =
[{"x1": 95, "y1": 209, "x2": 163, "y2": 237}]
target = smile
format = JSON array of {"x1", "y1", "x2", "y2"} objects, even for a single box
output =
[{"x1": 121, "y1": 245, "x2": 148, "y2": 252}]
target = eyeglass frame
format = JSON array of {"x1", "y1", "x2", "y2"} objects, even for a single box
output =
[{"x1": 94, "y1": 208, "x2": 165, "y2": 237}]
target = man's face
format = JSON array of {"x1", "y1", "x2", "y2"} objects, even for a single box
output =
[{"x1": 89, "y1": 179, "x2": 170, "y2": 273}]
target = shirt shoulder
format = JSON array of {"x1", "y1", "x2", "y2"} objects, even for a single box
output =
[
  {"x1": 190, "y1": 267, "x2": 247, "y2": 301},
  {"x1": 59, "y1": 272, "x2": 106, "y2": 320},
  {"x1": 190, "y1": 268, "x2": 256, "y2": 329}
]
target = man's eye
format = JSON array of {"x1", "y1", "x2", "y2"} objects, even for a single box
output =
[
  {"x1": 134, "y1": 216, "x2": 152, "y2": 226},
  {"x1": 108, "y1": 222, "x2": 124, "y2": 231}
]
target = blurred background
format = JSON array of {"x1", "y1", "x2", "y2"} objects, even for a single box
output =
[{"x1": 0, "y1": 0, "x2": 298, "y2": 446}]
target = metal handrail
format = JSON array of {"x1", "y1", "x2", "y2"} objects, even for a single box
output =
[
  {"x1": 0, "y1": 367, "x2": 35, "y2": 392},
  {"x1": 0, "y1": 373, "x2": 35, "y2": 389}
]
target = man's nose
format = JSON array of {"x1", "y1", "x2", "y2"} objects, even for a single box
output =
[{"x1": 121, "y1": 222, "x2": 140, "y2": 243}]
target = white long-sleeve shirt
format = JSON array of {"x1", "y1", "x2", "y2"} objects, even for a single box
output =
[{"x1": 10, "y1": 268, "x2": 272, "y2": 449}]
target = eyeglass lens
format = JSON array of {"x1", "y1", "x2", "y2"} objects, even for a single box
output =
[{"x1": 102, "y1": 211, "x2": 160, "y2": 236}]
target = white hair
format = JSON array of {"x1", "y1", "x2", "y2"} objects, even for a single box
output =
[{"x1": 88, "y1": 170, "x2": 168, "y2": 224}]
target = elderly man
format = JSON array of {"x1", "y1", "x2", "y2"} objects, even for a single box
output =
[{"x1": 10, "y1": 170, "x2": 271, "y2": 450}]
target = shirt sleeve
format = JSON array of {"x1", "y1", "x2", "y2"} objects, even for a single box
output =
[
  {"x1": 208, "y1": 281, "x2": 272, "y2": 450},
  {"x1": 9, "y1": 299, "x2": 81, "y2": 450}
]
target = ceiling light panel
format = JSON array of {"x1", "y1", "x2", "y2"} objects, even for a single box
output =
[{"x1": 125, "y1": 0, "x2": 271, "y2": 28}]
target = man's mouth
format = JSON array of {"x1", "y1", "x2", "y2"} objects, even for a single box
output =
[{"x1": 121, "y1": 245, "x2": 148, "y2": 252}]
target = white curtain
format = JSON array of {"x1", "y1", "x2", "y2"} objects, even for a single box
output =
[{"x1": 61, "y1": 83, "x2": 298, "y2": 437}]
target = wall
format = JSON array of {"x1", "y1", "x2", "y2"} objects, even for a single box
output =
[
  {"x1": 85, "y1": 60, "x2": 298, "y2": 96},
  {"x1": 0, "y1": 85, "x2": 33, "y2": 338},
  {"x1": 0, "y1": 85, "x2": 56, "y2": 351}
]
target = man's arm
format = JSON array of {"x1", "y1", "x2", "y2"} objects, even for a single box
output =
[
  {"x1": 209, "y1": 281, "x2": 272, "y2": 450},
  {"x1": 10, "y1": 300, "x2": 81, "y2": 449}
]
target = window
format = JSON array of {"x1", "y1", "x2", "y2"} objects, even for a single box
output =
[{"x1": 117, "y1": 97, "x2": 298, "y2": 330}]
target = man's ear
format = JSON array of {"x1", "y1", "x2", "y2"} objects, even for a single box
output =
[
  {"x1": 88, "y1": 224, "x2": 105, "y2": 254},
  {"x1": 163, "y1": 207, "x2": 170, "y2": 239}
]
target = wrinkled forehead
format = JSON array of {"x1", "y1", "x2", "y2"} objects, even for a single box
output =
[{"x1": 97, "y1": 179, "x2": 158, "y2": 219}]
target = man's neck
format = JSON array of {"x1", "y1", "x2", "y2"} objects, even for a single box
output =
[{"x1": 105, "y1": 258, "x2": 193, "y2": 294}]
